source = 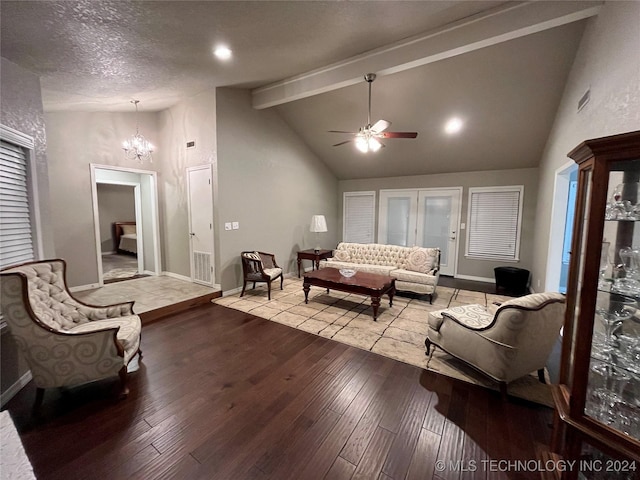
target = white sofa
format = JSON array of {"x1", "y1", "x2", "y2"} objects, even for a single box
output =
[{"x1": 320, "y1": 242, "x2": 440, "y2": 302}]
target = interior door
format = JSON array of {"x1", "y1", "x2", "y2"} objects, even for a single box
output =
[
  {"x1": 378, "y1": 190, "x2": 418, "y2": 246},
  {"x1": 416, "y1": 188, "x2": 462, "y2": 276},
  {"x1": 187, "y1": 165, "x2": 214, "y2": 286}
]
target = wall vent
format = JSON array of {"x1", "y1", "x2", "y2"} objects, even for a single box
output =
[
  {"x1": 578, "y1": 88, "x2": 590, "y2": 112},
  {"x1": 193, "y1": 251, "x2": 212, "y2": 284}
]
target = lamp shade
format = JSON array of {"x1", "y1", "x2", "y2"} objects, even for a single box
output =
[{"x1": 310, "y1": 215, "x2": 328, "y2": 233}]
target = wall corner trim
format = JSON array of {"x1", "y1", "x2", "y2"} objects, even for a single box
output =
[{"x1": 0, "y1": 371, "x2": 33, "y2": 407}]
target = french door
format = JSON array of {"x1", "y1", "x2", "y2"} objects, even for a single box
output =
[{"x1": 378, "y1": 188, "x2": 461, "y2": 276}]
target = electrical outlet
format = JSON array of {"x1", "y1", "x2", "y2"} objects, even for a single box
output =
[
  {"x1": 224, "y1": 222, "x2": 232, "y2": 231},
  {"x1": 232, "y1": 222, "x2": 239, "y2": 230},
  {"x1": 460, "y1": 223, "x2": 466, "y2": 229}
]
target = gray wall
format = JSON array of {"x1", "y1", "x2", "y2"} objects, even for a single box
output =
[
  {"x1": 216, "y1": 88, "x2": 339, "y2": 291},
  {"x1": 339, "y1": 167, "x2": 539, "y2": 280},
  {"x1": 44, "y1": 111, "x2": 159, "y2": 286},
  {"x1": 156, "y1": 89, "x2": 217, "y2": 279},
  {"x1": 532, "y1": 0, "x2": 640, "y2": 291},
  {"x1": 96, "y1": 183, "x2": 135, "y2": 253},
  {"x1": 0, "y1": 57, "x2": 54, "y2": 402},
  {"x1": 0, "y1": 57, "x2": 55, "y2": 259}
]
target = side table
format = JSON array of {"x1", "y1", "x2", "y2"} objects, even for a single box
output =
[{"x1": 297, "y1": 249, "x2": 333, "y2": 278}]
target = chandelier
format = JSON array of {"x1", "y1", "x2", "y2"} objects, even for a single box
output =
[{"x1": 122, "y1": 100, "x2": 153, "y2": 163}]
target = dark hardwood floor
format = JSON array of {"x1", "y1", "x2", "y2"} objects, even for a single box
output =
[{"x1": 5, "y1": 303, "x2": 553, "y2": 480}]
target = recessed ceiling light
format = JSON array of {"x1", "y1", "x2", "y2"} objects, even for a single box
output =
[
  {"x1": 214, "y1": 45, "x2": 232, "y2": 60},
  {"x1": 445, "y1": 117, "x2": 463, "y2": 134}
]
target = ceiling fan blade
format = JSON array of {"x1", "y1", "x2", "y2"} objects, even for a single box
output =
[
  {"x1": 328, "y1": 130, "x2": 358, "y2": 134},
  {"x1": 332, "y1": 139, "x2": 354, "y2": 147},
  {"x1": 370, "y1": 119, "x2": 391, "y2": 133},
  {"x1": 378, "y1": 131, "x2": 418, "y2": 139}
]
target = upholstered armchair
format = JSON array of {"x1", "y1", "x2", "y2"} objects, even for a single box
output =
[
  {"x1": 425, "y1": 292, "x2": 565, "y2": 397},
  {"x1": 0, "y1": 259, "x2": 142, "y2": 408},
  {"x1": 240, "y1": 251, "x2": 283, "y2": 300}
]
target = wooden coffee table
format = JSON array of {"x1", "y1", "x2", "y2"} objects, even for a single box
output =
[{"x1": 303, "y1": 267, "x2": 395, "y2": 321}]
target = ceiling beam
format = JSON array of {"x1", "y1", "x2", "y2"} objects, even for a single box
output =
[{"x1": 251, "y1": 1, "x2": 601, "y2": 109}]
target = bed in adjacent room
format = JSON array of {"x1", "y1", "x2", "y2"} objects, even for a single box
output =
[{"x1": 115, "y1": 221, "x2": 137, "y2": 255}]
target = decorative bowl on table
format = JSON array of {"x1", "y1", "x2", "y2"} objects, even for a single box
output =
[{"x1": 339, "y1": 268, "x2": 356, "y2": 278}]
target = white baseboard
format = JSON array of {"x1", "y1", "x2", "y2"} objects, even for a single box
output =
[
  {"x1": 454, "y1": 274, "x2": 495, "y2": 284},
  {"x1": 101, "y1": 251, "x2": 116, "y2": 256},
  {"x1": 69, "y1": 283, "x2": 100, "y2": 293},
  {"x1": 143, "y1": 270, "x2": 157, "y2": 276},
  {"x1": 223, "y1": 286, "x2": 243, "y2": 297},
  {"x1": 0, "y1": 370, "x2": 32, "y2": 407},
  {"x1": 161, "y1": 271, "x2": 191, "y2": 282}
]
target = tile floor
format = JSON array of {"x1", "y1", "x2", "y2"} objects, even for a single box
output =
[{"x1": 73, "y1": 275, "x2": 221, "y2": 315}]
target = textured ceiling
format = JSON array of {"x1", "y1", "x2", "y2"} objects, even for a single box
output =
[
  {"x1": 0, "y1": 1, "x2": 590, "y2": 179},
  {"x1": 0, "y1": 0, "x2": 504, "y2": 111}
]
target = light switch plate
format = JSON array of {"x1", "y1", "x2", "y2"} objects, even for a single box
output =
[
  {"x1": 460, "y1": 223, "x2": 466, "y2": 229},
  {"x1": 224, "y1": 222, "x2": 232, "y2": 231},
  {"x1": 232, "y1": 222, "x2": 239, "y2": 230}
]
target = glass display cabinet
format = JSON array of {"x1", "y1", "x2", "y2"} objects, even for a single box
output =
[{"x1": 552, "y1": 131, "x2": 640, "y2": 480}]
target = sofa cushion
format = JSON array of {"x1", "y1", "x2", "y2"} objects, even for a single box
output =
[
  {"x1": 337, "y1": 243, "x2": 407, "y2": 267},
  {"x1": 441, "y1": 304, "x2": 495, "y2": 330},
  {"x1": 391, "y1": 269, "x2": 437, "y2": 286},
  {"x1": 323, "y1": 260, "x2": 395, "y2": 277},
  {"x1": 354, "y1": 265, "x2": 396, "y2": 276},
  {"x1": 428, "y1": 310, "x2": 447, "y2": 331},
  {"x1": 405, "y1": 247, "x2": 438, "y2": 273},
  {"x1": 333, "y1": 249, "x2": 351, "y2": 262},
  {"x1": 68, "y1": 315, "x2": 141, "y2": 354}
]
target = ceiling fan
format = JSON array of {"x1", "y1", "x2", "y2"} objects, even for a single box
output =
[{"x1": 330, "y1": 73, "x2": 418, "y2": 152}]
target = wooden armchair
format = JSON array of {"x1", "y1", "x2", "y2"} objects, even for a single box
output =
[
  {"x1": 0, "y1": 259, "x2": 142, "y2": 408},
  {"x1": 240, "y1": 251, "x2": 283, "y2": 300}
]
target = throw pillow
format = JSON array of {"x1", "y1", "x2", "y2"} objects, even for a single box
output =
[
  {"x1": 333, "y1": 249, "x2": 351, "y2": 262},
  {"x1": 121, "y1": 224, "x2": 136, "y2": 235},
  {"x1": 405, "y1": 247, "x2": 435, "y2": 274}
]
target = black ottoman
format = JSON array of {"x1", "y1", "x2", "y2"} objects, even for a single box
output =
[{"x1": 494, "y1": 267, "x2": 530, "y2": 296}]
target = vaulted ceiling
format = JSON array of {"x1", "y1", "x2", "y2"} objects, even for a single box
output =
[{"x1": 0, "y1": 1, "x2": 600, "y2": 179}]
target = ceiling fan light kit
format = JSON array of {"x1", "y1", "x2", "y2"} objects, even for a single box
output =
[{"x1": 330, "y1": 73, "x2": 418, "y2": 153}]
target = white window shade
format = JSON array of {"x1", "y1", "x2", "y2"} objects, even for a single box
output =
[
  {"x1": 0, "y1": 140, "x2": 34, "y2": 268},
  {"x1": 343, "y1": 191, "x2": 375, "y2": 243},
  {"x1": 466, "y1": 186, "x2": 524, "y2": 261}
]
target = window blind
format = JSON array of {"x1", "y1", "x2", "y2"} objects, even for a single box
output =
[
  {"x1": 466, "y1": 186, "x2": 523, "y2": 261},
  {"x1": 343, "y1": 192, "x2": 375, "y2": 243},
  {"x1": 0, "y1": 140, "x2": 34, "y2": 268}
]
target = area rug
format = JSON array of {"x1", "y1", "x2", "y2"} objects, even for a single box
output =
[
  {"x1": 213, "y1": 277, "x2": 553, "y2": 407},
  {"x1": 0, "y1": 410, "x2": 36, "y2": 479}
]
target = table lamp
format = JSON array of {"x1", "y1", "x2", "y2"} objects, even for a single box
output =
[{"x1": 310, "y1": 215, "x2": 328, "y2": 253}]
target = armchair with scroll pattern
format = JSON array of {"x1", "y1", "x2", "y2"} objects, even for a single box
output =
[
  {"x1": 425, "y1": 292, "x2": 565, "y2": 397},
  {"x1": 0, "y1": 259, "x2": 142, "y2": 408}
]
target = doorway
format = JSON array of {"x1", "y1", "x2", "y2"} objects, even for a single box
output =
[
  {"x1": 187, "y1": 165, "x2": 214, "y2": 286},
  {"x1": 378, "y1": 187, "x2": 462, "y2": 276},
  {"x1": 546, "y1": 161, "x2": 578, "y2": 292},
  {"x1": 90, "y1": 164, "x2": 161, "y2": 286},
  {"x1": 96, "y1": 182, "x2": 142, "y2": 282}
]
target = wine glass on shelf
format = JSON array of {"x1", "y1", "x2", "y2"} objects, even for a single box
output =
[
  {"x1": 595, "y1": 298, "x2": 636, "y2": 353},
  {"x1": 599, "y1": 242, "x2": 610, "y2": 289},
  {"x1": 587, "y1": 361, "x2": 632, "y2": 427}
]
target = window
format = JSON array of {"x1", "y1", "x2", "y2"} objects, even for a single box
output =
[
  {"x1": 465, "y1": 185, "x2": 524, "y2": 261},
  {"x1": 343, "y1": 191, "x2": 375, "y2": 243},
  {"x1": 0, "y1": 125, "x2": 39, "y2": 269}
]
